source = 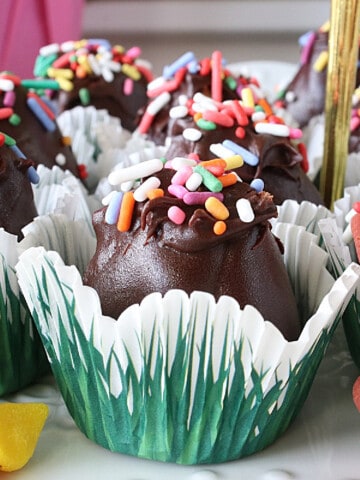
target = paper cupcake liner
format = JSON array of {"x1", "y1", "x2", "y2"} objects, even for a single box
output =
[
  {"x1": 0, "y1": 229, "x2": 49, "y2": 395},
  {"x1": 57, "y1": 105, "x2": 167, "y2": 192},
  {"x1": 15, "y1": 223, "x2": 360, "y2": 464},
  {"x1": 321, "y1": 185, "x2": 360, "y2": 369}
]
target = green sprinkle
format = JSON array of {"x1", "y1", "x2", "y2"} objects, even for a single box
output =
[
  {"x1": 254, "y1": 105, "x2": 265, "y2": 113},
  {"x1": 3, "y1": 133, "x2": 16, "y2": 146},
  {"x1": 9, "y1": 114, "x2": 21, "y2": 126},
  {"x1": 225, "y1": 75, "x2": 237, "y2": 90},
  {"x1": 79, "y1": 87, "x2": 90, "y2": 106},
  {"x1": 193, "y1": 165, "x2": 223, "y2": 192},
  {"x1": 33, "y1": 54, "x2": 57, "y2": 77},
  {"x1": 196, "y1": 118, "x2": 217, "y2": 130},
  {"x1": 21, "y1": 79, "x2": 60, "y2": 90}
]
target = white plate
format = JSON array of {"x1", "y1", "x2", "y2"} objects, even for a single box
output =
[{"x1": 2, "y1": 325, "x2": 360, "y2": 480}]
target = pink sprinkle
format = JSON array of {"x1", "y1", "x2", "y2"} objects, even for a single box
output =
[
  {"x1": 187, "y1": 152, "x2": 200, "y2": 162},
  {"x1": 137, "y1": 111, "x2": 154, "y2": 134},
  {"x1": 211, "y1": 50, "x2": 222, "y2": 102},
  {"x1": 289, "y1": 127, "x2": 303, "y2": 139},
  {"x1": 3, "y1": 90, "x2": 15, "y2": 107},
  {"x1": 126, "y1": 46, "x2": 142, "y2": 59},
  {"x1": 300, "y1": 31, "x2": 316, "y2": 65},
  {"x1": 183, "y1": 191, "x2": 224, "y2": 205},
  {"x1": 235, "y1": 126, "x2": 246, "y2": 139},
  {"x1": 203, "y1": 109, "x2": 234, "y2": 127},
  {"x1": 164, "y1": 160, "x2": 173, "y2": 169},
  {"x1": 168, "y1": 184, "x2": 188, "y2": 199},
  {"x1": 123, "y1": 77, "x2": 134, "y2": 95},
  {"x1": 168, "y1": 205, "x2": 186, "y2": 224},
  {"x1": 171, "y1": 166, "x2": 193, "y2": 185},
  {"x1": 350, "y1": 116, "x2": 360, "y2": 132}
]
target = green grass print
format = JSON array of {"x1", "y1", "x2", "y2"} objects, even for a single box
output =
[
  {"x1": 23, "y1": 255, "x2": 340, "y2": 465},
  {"x1": 0, "y1": 256, "x2": 49, "y2": 396}
]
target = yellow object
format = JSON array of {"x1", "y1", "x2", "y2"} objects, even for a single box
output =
[{"x1": 0, "y1": 402, "x2": 49, "y2": 472}]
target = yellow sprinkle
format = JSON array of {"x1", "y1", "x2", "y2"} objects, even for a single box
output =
[
  {"x1": 319, "y1": 20, "x2": 330, "y2": 32},
  {"x1": 114, "y1": 44, "x2": 125, "y2": 54},
  {"x1": 121, "y1": 63, "x2": 141, "y2": 81},
  {"x1": 77, "y1": 55, "x2": 92, "y2": 73},
  {"x1": 74, "y1": 39, "x2": 88, "y2": 49},
  {"x1": 56, "y1": 77, "x2": 74, "y2": 92},
  {"x1": 313, "y1": 51, "x2": 329, "y2": 72},
  {"x1": 47, "y1": 67, "x2": 74, "y2": 80},
  {"x1": 62, "y1": 136, "x2": 72, "y2": 147},
  {"x1": 224, "y1": 155, "x2": 244, "y2": 170},
  {"x1": 241, "y1": 87, "x2": 255, "y2": 108}
]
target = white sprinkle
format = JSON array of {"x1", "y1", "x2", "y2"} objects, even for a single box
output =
[
  {"x1": 285, "y1": 90, "x2": 296, "y2": 103},
  {"x1": 171, "y1": 157, "x2": 198, "y2": 170},
  {"x1": 183, "y1": 127, "x2": 202, "y2": 142},
  {"x1": 169, "y1": 105, "x2": 188, "y2": 119},
  {"x1": 102, "y1": 190, "x2": 118, "y2": 206},
  {"x1": 209, "y1": 143, "x2": 234, "y2": 159},
  {"x1": 102, "y1": 66, "x2": 114, "y2": 83},
  {"x1": 120, "y1": 180, "x2": 135, "y2": 192},
  {"x1": 39, "y1": 43, "x2": 60, "y2": 57},
  {"x1": 60, "y1": 40, "x2": 76, "y2": 52},
  {"x1": 255, "y1": 122, "x2": 290, "y2": 137},
  {"x1": 133, "y1": 176, "x2": 161, "y2": 202},
  {"x1": 108, "y1": 158, "x2": 164, "y2": 186},
  {"x1": 147, "y1": 91, "x2": 171, "y2": 116},
  {"x1": 192, "y1": 101, "x2": 218, "y2": 113},
  {"x1": 186, "y1": 171, "x2": 203, "y2": 191},
  {"x1": 0, "y1": 79, "x2": 14, "y2": 92},
  {"x1": 252, "y1": 111, "x2": 267, "y2": 122},
  {"x1": 236, "y1": 198, "x2": 255, "y2": 223},
  {"x1": 55, "y1": 153, "x2": 66, "y2": 166},
  {"x1": 178, "y1": 94, "x2": 189, "y2": 106},
  {"x1": 147, "y1": 76, "x2": 166, "y2": 91}
]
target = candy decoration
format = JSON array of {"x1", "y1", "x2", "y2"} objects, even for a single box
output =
[{"x1": 352, "y1": 376, "x2": 360, "y2": 412}]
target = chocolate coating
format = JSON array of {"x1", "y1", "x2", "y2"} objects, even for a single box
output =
[
  {"x1": 0, "y1": 78, "x2": 79, "y2": 178},
  {"x1": 34, "y1": 40, "x2": 151, "y2": 133},
  {"x1": 166, "y1": 121, "x2": 323, "y2": 206},
  {"x1": 279, "y1": 29, "x2": 360, "y2": 128},
  {"x1": 83, "y1": 169, "x2": 302, "y2": 341},
  {"x1": 0, "y1": 143, "x2": 37, "y2": 238}
]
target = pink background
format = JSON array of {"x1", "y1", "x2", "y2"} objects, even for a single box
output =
[{"x1": 0, "y1": 0, "x2": 84, "y2": 78}]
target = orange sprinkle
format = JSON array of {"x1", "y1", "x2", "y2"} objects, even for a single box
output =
[
  {"x1": 117, "y1": 191, "x2": 135, "y2": 232},
  {"x1": 199, "y1": 158, "x2": 227, "y2": 169},
  {"x1": 213, "y1": 220, "x2": 227, "y2": 235},
  {"x1": 351, "y1": 213, "x2": 360, "y2": 263},
  {"x1": 193, "y1": 111, "x2": 203, "y2": 122},
  {"x1": 62, "y1": 136, "x2": 72, "y2": 146},
  {"x1": 205, "y1": 196, "x2": 229, "y2": 220},
  {"x1": 235, "y1": 126, "x2": 246, "y2": 139},
  {"x1": 147, "y1": 188, "x2": 164, "y2": 200},
  {"x1": 258, "y1": 98, "x2": 273, "y2": 117},
  {"x1": 75, "y1": 65, "x2": 88, "y2": 79},
  {"x1": 219, "y1": 172, "x2": 238, "y2": 187}
]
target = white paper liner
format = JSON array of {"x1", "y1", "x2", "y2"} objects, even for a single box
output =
[
  {"x1": 14, "y1": 222, "x2": 360, "y2": 464},
  {"x1": 57, "y1": 105, "x2": 167, "y2": 192},
  {"x1": 273, "y1": 199, "x2": 333, "y2": 239}
]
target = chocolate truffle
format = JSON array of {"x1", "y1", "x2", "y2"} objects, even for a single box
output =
[
  {"x1": 83, "y1": 159, "x2": 302, "y2": 341},
  {"x1": 0, "y1": 132, "x2": 38, "y2": 239},
  {"x1": 136, "y1": 51, "x2": 323, "y2": 205},
  {"x1": 0, "y1": 72, "x2": 81, "y2": 179},
  {"x1": 33, "y1": 40, "x2": 151, "y2": 133},
  {"x1": 276, "y1": 24, "x2": 360, "y2": 128}
]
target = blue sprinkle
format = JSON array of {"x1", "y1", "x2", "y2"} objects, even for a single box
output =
[
  {"x1": 105, "y1": 191, "x2": 123, "y2": 224},
  {"x1": 187, "y1": 60, "x2": 199, "y2": 74},
  {"x1": 298, "y1": 30, "x2": 313, "y2": 47},
  {"x1": 26, "y1": 97, "x2": 56, "y2": 132},
  {"x1": 222, "y1": 140, "x2": 259, "y2": 167},
  {"x1": 10, "y1": 144, "x2": 26, "y2": 159},
  {"x1": 250, "y1": 178, "x2": 264, "y2": 192},
  {"x1": 87, "y1": 38, "x2": 112, "y2": 50},
  {"x1": 27, "y1": 166, "x2": 40, "y2": 184},
  {"x1": 162, "y1": 51, "x2": 196, "y2": 79}
]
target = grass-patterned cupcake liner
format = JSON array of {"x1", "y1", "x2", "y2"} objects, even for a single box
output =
[
  {"x1": 0, "y1": 229, "x2": 49, "y2": 395},
  {"x1": 15, "y1": 221, "x2": 360, "y2": 464},
  {"x1": 0, "y1": 162, "x2": 96, "y2": 396}
]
